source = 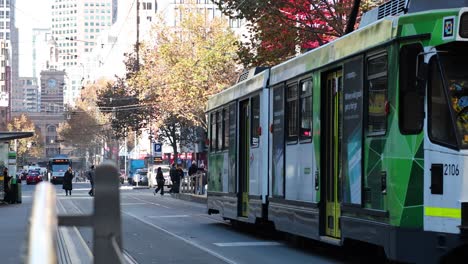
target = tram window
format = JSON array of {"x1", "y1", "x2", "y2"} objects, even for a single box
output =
[
  {"x1": 429, "y1": 58, "x2": 457, "y2": 147},
  {"x1": 251, "y1": 95, "x2": 260, "y2": 147},
  {"x1": 367, "y1": 55, "x2": 388, "y2": 136},
  {"x1": 287, "y1": 83, "x2": 299, "y2": 142},
  {"x1": 399, "y1": 44, "x2": 424, "y2": 134},
  {"x1": 224, "y1": 108, "x2": 229, "y2": 149},
  {"x1": 217, "y1": 111, "x2": 223, "y2": 151},
  {"x1": 210, "y1": 112, "x2": 216, "y2": 151},
  {"x1": 300, "y1": 79, "x2": 313, "y2": 141}
]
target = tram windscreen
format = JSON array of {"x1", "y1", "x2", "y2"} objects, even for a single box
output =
[{"x1": 438, "y1": 42, "x2": 468, "y2": 148}]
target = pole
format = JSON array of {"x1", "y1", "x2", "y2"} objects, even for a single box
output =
[{"x1": 136, "y1": 0, "x2": 140, "y2": 71}]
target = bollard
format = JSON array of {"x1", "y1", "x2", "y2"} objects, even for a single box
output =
[{"x1": 57, "y1": 161, "x2": 123, "y2": 263}]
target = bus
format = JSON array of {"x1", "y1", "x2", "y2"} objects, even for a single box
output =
[
  {"x1": 48, "y1": 155, "x2": 72, "y2": 184},
  {"x1": 206, "y1": 1, "x2": 468, "y2": 262}
]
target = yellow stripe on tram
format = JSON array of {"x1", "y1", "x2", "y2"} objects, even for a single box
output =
[{"x1": 425, "y1": 207, "x2": 461, "y2": 219}]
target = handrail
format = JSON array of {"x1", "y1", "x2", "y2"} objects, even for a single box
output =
[
  {"x1": 26, "y1": 182, "x2": 58, "y2": 264},
  {"x1": 26, "y1": 161, "x2": 123, "y2": 264},
  {"x1": 181, "y1": 172, "x2": 206, "y2": 195}
]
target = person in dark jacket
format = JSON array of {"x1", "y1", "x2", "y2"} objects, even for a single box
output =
[
  {"x1": 174, "y1": 165, "x2": 184, "y2": 193},
  {"x1": 87, "y1": 165, "x2": 95, "y2": 196},
  {"x1": 154, "y1": 167, "x2": 165, "y2": 196},
  {"x1": 3, "y1": 167, "x2": 11, "y2": 203},
  {"x1": 168, "y1": 163, "x2": 177, "y2": 193},
  {"x1": 188, "y1": 161, "x2": 198, "y2": 193},
  {"x1": 63, "y1": 166, "x2": 74, "y2": 196}
]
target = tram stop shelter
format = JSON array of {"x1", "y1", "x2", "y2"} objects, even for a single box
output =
[{"x1": 0, "y1": 132, "x2": 34, "y2": 202}]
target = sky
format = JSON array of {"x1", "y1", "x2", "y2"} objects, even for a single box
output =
[{"x1": 15, "y1": 0, "x2": 51, "y2": 76}]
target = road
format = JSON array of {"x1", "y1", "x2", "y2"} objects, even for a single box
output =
[{"x1": 4, "y1": 182, "x2": 388, "y2": 264}]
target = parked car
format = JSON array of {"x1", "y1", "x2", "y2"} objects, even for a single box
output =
[
  {"x1": 148, "y1": 165, "x2": 172, "y2": 187},
  {"x1": 133, "y1": 168, "x2": 148, "y2": 186},
  {"x1": 26, "y1": 170, "x2": 43, "y2": 185}
]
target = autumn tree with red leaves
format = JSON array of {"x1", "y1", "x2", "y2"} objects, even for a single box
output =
[{"x1": 213, "y1": 0, "x2": 385, "y2": 67}]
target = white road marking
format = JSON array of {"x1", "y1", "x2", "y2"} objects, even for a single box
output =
[
  {"x1": 123, "y1": 211, "x2": 237, "y2": 264},
  {"x1": 125, "y1": 195, "x2": 170, "y2": 209},
  {"x1": 214, "y1": 242, "x2": 282, "y2": 247},
  {"x1": 146, "y1": 215, "x2": 190, "y2": 218},
  {"x1": 123, "y1": 250, "x2": 139, "y2": 264},
  {"x1": 121, "y1": 203, "x2": 146, "y2": 206}
]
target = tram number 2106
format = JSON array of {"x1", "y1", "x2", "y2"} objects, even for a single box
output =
[{"x1": 444, "y1": 164, "x2": 460, "y2": 176}]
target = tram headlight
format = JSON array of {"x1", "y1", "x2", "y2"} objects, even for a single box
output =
[{"x1": 459, "y1": 13, "x2": 468, "y2": 38}]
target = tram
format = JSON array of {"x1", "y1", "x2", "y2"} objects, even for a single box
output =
[{"x1": 206, "y1": 1, "x2": 468, "y2": 263}]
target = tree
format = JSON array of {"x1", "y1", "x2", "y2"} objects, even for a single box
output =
[
  {"x1": 132, "y1": 9, "x2": 239, "y2": 129},
  {"x1": 213, "y1": 0, "x2": 386, "y2": 66},
  {"x1": 7, "y1": 114, "x2": 44, "y2": 165},
  {"x1": 129, "y1": 8, "x2": 239, "y2": 159}
]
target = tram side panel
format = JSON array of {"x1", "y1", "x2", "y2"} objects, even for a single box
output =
[
  {"x1": 268, "y1": 77, "x2": 320, "y2": 239},
  {"x1": 207, "y1": 108, "x2": 238, "y2": 220}
]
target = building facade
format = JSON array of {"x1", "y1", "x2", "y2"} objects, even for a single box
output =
[{"x1": 50, "y1": 0, "x2": 118, "y2": 105}]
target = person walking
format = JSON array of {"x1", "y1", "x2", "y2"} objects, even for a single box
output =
[
  {"x1": 188, "y1": 161, "x2": 198, "y2": 194},
  {"x1": 168, "y1": 163, "x2": 176, "y2": 193},
  {"x1": 63, "y1": 166, "x2": 74, "y2": 196},
  {"x1": 87, "y1": 165, "x2": 95, "y2": 196},
  {"x1": 2, "y1": 167, "x2": 11, "y2": 203},
  {"x1": 154, "y1": 167, "x2": 165, "y2": 196},
  {"x1": 174, "y1": 165, "x2": 184, "y2": 193}
]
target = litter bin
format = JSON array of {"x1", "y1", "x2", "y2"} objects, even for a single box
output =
[
  {"x1": 16, "y1": 178, "x2": 21, "y2": 203},
  {"x1": 10, "y1": 178, "x2": 18, "y2": 204}
]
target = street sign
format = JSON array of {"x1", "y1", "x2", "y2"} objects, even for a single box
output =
[{"x1": 153, "y1": 143, "x2": 162, "y2": 158}]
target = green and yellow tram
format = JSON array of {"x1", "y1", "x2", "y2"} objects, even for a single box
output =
[{"x1": 206, "y1": 1, "x2": 468, "y2": 262}]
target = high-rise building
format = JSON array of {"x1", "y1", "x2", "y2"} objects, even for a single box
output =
[
  {"x1": 0, "y1": 40, "x2": 8, "y2": 130},
  {"x1": 32, "y1": 28, "x2": 52, "y2": 80},
  {"x1": 50, "y1": 0, "x2": 118, "y2": 105}
]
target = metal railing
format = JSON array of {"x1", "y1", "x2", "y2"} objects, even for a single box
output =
[
  {"x1": 180, "y1": 172, "x2": 206, "y2": 195},
  {"x1": 26, "y1": 161, "x2": 123, "y2": 264}
]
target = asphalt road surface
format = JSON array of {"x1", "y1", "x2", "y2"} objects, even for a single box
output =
[{"x1": 13, "y1": 182, "x2": 389, "y2": 264}]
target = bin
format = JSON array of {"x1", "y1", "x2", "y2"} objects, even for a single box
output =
[
  {"x1": 16, "y1": 179, "x2": 21, "y2": 203},
  {"x1": 10, "y1": 178, "x2": 18, "y2": 204}
]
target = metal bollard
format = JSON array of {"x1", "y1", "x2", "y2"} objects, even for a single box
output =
[{"x1": 57, "y1": 161, "x2": 123, "y2": 263}]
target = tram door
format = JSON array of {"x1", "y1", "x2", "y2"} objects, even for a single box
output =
[
  {"x1": 238, "y1": 99, "x2": 250, "y2": 217},
  {"x1": 323, "y1": 70, "x2": 343, "y2": 238}
]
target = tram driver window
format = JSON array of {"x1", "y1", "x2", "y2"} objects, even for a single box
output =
[
  {"x1": 287, "y1": 83, "x2": 299, "y2": 143},
  {"x1": 300, "y1": 79, "x2": 313, "y2": 141},
  {"x1": 251, "y1": 95, "x2": 260, "y2": 147},
  {"x1": 367, "y1": 54, "x2": 388, "y2": 136}
]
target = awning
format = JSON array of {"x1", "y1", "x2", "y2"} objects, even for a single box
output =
[{"x1": 0, "y1": 132, "x2": 34, "y2": 141}]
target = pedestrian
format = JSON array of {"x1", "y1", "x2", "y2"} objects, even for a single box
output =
[
  {"x1": 198, "y1": 163, "x2": 207, "y2": 195},
  {"x1": 154, "y1": 167, "x2": 165, "y2": 196},
  {"x1": 87, "y1": 165, "x2": 95, "y2": 196},
  {"x1": 168, "y1": 163, "x2": 176, "y2": 193},
  {"x1": 174, "y1": 165, "x2": 184, "y2": 193},
  {"x1": 188, "y1": 161, "x2": 198, "y2": 193},
  {"x1": 2, "y1": 167, "x2": 11, "y2": 203},
  {"x1": 63, "y1": 166, "x2": 74, "y2": 196}
]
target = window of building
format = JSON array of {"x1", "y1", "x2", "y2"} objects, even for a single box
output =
[
  {"x1": 367, "y1": 54, "x2": 388, "y2": 136},
  {"x1": 286, "y1": 83, "x2": 299, "y2": 142}
]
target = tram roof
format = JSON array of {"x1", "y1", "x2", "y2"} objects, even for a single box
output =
[
  {"x1": 206, "y1": 69, "x2": 269, "y2": 112},
  {"x1": 269, "y1": 17, "x2": 397, "y2": 86}
]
